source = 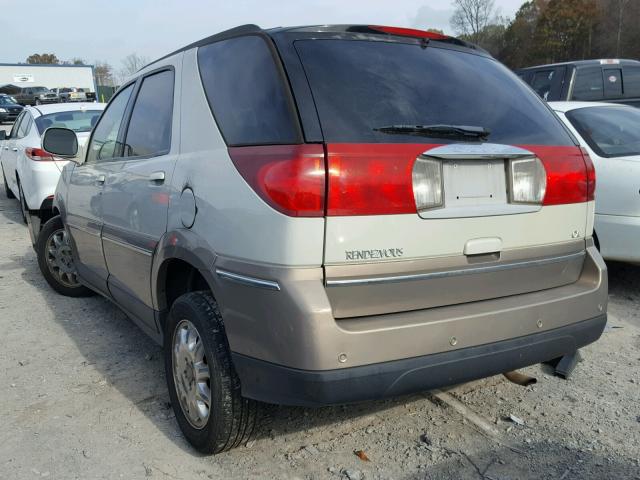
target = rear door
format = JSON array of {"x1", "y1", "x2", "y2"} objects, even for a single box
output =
[
  {"x1": 1, "y1": 111, "x2": 25, "y2": 194},
  {"x1": 65, "y1": 83, "x2": 135, "y2": 294},
  {"x1": 293, "y1": 37, "x2": 591, "y2": 318},
  {"x1": 100, "y1": 67, "x2": 179, "y2": 332}
]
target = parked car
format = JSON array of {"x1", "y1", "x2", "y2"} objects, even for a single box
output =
[
  {"x1": 0, "y1": 103, "x2": 105, "y2": 237},
  {"x1": 0, "y1": 94, "x2": 23, "y2": 123},
  {"x1": 14, "y1": 86, "x2": 59, "y2": 106},
  {"x1": 38, "y1": 24, "x2": 607, "y2": 454},
  {"x1": 550, "y1": 101, "x2": 640, "y2": 262},
  {"x1": 56, "y1": 87, "x2": 88, "y2": 103},
  {"x1": 517, "y1": 59, "x2": 640, "y2": 107}
]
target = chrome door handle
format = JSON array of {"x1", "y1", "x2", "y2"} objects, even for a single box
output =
[
  {"x1": 12, "y1": 148, "x2": 18, "y2": 152},
  {"x1": 149, "y1": 171, "x2": 165, "y2": 183},
  {"x1": 96, "y1": 174, "x2": 106, "y2": 185}
]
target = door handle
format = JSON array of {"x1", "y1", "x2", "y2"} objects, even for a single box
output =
[
  {"x1": 12, "y1": 148, "x2": 18, "y2": 152},
  {"x1": 3, "y1": 146, "x2": 8, "y2": 150},
  {"x1": 149, "y1": 171, "x2": 165, "y2": 183},
  {"x1": 95, "y1": 174, "x2": 106, "y2": 185}
]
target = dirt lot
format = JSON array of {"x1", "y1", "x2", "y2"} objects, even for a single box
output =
[{"x1": 0, "y1": 130, "x2": 638, "y2": 479}]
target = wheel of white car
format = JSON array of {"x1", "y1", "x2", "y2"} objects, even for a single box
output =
[{"x1": 164, "y1": 291, "x2": 260, "y2": 454}]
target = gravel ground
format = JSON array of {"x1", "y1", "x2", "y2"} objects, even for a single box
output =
[{"x1": 0, "y1": 127, "x2": 638, "y2": 479}]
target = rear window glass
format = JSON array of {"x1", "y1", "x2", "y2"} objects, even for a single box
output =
[
  {"x1": 35, "y1": 110, "x2": 103, "y2": 134},
  {"x1": 531, "y1": 70, "x2": 555, "y2": 100},
  {"x1": 624, "y1": 66, "x2": 640, "y2": 97},
  {"x1": 566, "y1": 106, "x2": 640, "y2": 158},
  {"x1": 198, "y1": 35, "x2": 299, "y2": 146},
  {"x1": 294, "y1": 40, "x2": 572, "y2": 145},
  {"x1": 603, "y1": 68, "x2": 622, "y2": 97},
  {"x1": 572, "y1": 68, "x2": 604, "y2": 100}
]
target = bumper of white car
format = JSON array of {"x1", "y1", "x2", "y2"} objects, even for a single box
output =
[{"x1": 595, "y1": 213, "x2": 640, "y2": 263}]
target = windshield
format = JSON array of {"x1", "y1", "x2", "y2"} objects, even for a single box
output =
[
  {"x1": 294, "y1": 39, "x2": 573, "y2": 145},
  {"x1": 565, "y1": 106, "x2": 640, "y2": 158},
  {"x1": 0, "y1": 96, "x2": 18, "y2": 106},
  {"x1": 35, "y1": 110, "x2": 103, "y2": 134}
]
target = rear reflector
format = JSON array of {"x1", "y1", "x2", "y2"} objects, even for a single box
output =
[
  {"x1": 25, "y1": 147, "x2": 54, "y2": 161},
  {"x1": 228, "y1": 144, "x2": 326, "y2": 217},
  {"x1": 368, "y1": 25, "x2": 450, "y2": 40}
]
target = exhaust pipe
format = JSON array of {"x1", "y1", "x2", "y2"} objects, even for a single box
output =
[{"x1": 503, "y1": 370, "x2": 537, "y2": 386}]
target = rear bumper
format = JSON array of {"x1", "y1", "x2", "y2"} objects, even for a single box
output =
[{"x1": 233, "y1": 314, "x2": 606, "y2": 406}]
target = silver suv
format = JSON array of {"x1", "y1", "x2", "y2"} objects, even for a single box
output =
[{"x1": 38, "y1": 24, "x2": 608, "y2": 454}]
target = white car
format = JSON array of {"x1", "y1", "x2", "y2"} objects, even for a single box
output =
[
  {"x1": 0, "y1": 102, "x2": 105, "y2": 233},
  {"x1": 551, "y1": 101, "x2": 640, "y2": 262}
]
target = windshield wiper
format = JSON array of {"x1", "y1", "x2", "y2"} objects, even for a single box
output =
[{"x1": 374, "y1": 124, "x2": 490, "y2": 140}]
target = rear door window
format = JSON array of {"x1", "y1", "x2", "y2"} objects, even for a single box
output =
[
  {"x1": 572, "y1": 67, "x2": 604, "y2": 100},
  {"x1": 603, "y1": 68, "x2": 623, "y2": 98},
  {"x1": 123, "y1": 69, "x2": 174, "y2": 158},
  {"x1": 294, "y1": 40, "x2": 573, "y2": 145},
  {"x1": 198, "y1": 35, "x2": 299, "y2": 146},
  {"x1": 623, "y1": 66, "x2": 640, "y2": 97},
  {"x1": 531, "y1": 70, "x2": 555, "y2": 100}
]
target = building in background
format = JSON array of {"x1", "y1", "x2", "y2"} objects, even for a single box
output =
[{"x1": 0, "y1": 63, "x2": 96, "y2": 94}]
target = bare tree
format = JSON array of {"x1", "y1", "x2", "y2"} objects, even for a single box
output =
[
  {"x1": 94, "y1": 61, "x2": 115, "y2": 87},
  {"x1": 450, "y1": 0, "x2": 497, "y2": 44},
  {"x1": 119, "y1": 53, "x2": 150, "y2": 78},
  {"x1": 615, "y1": 0, "x2": 630, "y2": 56}
]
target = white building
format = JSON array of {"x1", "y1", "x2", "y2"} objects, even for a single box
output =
[{"x1": 0, "y1": 63, "x2": 96, "y2": 91}]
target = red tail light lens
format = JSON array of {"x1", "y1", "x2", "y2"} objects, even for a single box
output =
[
  {"x1": 25, "y1": 147, "x2": 54, "y2": 161},
  {"x1": 326, "y1": 144, "x2": 432, "y2": 216},
  {"x1": 368, "y1": 25, "x2": 450, "y2": 40},
  {"x1": 228, "y1": 144, "x2": 326, "y2": 217}
]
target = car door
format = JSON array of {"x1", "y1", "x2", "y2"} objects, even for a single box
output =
[
  {"x1": 64, "y1": 83, "x2": 135, "y2": 295},
  {"x1": 100, "y1": 67, "x2": 179, "y2": 333},
  {"x1": 1, "y1": 111, "x2": 28, "y2": 196}
]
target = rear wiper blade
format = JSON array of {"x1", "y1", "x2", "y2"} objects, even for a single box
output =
[{"x1": 374, "y1": 124, "x2": 491, "y2": 140}]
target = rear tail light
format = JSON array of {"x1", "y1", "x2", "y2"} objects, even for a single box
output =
[
  {"x1": 412, "y1": 156, "x2": 443, "y2": 211},
  {"x1": 25, "y1": 147, "x2": 54, "y2": 161},
  {"x1": 533, "y1": 146, "x2": 589, "y2": 206},
  {"x1": 509, "y1": 157, "x2": 546, "y2": 204},
  {"x1": 228, "y1": 144, "x2": 326, "y2": 217}
]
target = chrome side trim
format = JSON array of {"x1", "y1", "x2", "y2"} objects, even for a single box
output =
[
  {"x1": 102, "y1": 234, "x2": 153, "y2": 257},
  {"x1": 215, "y1": 268, "x2": 281, "y2": 291},
  {"x1": 326, "y1": 251, "x2": 586, "y2": 287}
]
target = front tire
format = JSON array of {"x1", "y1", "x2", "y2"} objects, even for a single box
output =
[
  {"x1": 36, "y1": 216, "x2": 94, "y2": 297},
  {"x1": 164, "y1": 291, "x2": 259, "y2": 454}
]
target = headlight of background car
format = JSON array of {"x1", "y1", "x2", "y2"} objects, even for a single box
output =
[
  {"x1": 509, "y1": 157, "x2": 547, "y2": 204},
  {"x1": 0, "y1": 108, "x2": 7, "y2": 113}
]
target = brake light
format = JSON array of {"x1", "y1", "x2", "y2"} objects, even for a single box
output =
[
  {"x1": 368, "y1": 25, "x2": 450, "y2": 40},
  {"x1": 228, "y1": 144, "x2": 326, "y2": 217},
  {"x1": 25, "y1": 147, "x2": 54, "y2": 161},
  {"x1": 581, "y1": 147, "x2": 596, "y2": 201}
]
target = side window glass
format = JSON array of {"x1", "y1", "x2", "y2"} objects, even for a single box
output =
[
  {"x1": 604, "y1": 68, "x2": 623, "y2": 98},
  {"x1": 531, "y1": 70, "x2": 554, "y2": 100},
  {"x1": 624, "y1": 66, "x2": 640, "y2": 97},
  {"x1": 123, "y1": 69, "x2": 174, "y2": 158},
  {"x1": 198, "y1": 35, "x2": 298, "y2": 145},
  {"x1": 9, "y1": 112, "x2": 25, "y2": 138},
  {"x1": 17, "y1": 114, "x2": 31, "y2": 138},
  {"x1": 86, "y1": 84, "x2": 134, "y2": 163},
  {"x1": 572, "y1": 68, "x2": 604, "y2": 100}
]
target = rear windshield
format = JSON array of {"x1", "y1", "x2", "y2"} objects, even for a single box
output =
[
  {"x1": 565, "y1": 106, "x2": 640, "y2": 158},
  {"x1": 294, "y1": 40, "x2": 573, "y2": 145},
  {"x1": 35, "y1": 110, "x2": 102, "y2": 134}
]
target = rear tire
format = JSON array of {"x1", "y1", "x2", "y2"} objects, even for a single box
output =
[
  {"x1": 2, "y1": 165, "x2": 15, "y2": 199},
  {"x1": 36, "y1": 216, "x2": 94, "y2": 297},
  {"x1": 164, "y1": 291, "x2": 259, "y2": 454}
]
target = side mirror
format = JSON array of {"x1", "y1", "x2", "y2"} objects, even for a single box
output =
[
  {"x1": 42, "y1": 127, "x2": 80, "y2": 162},
  {"x1": 0, "y1": 130, "x2": 6, "y2": 141}
]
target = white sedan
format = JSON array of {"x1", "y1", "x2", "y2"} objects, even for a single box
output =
[
  {"x1": 551, "y1": 101, "x2": 640, "y2": 263},
  {"x1": 1, "y1": 102, "x2": 105, "y2": 233}
]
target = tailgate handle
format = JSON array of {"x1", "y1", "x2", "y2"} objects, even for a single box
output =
[{"x1": 464, "y1": 237, "x2": 502, "y2": 256}]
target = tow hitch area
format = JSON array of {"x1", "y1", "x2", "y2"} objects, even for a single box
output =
[{"x1": 547, "y1": 350, "x2": 582, "y2": 379}]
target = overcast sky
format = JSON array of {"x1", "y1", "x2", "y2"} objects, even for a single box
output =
[{"x1": 0, "y1": 0, "x2": 525, "y2": 69}]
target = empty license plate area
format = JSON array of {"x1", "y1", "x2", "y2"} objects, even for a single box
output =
[{"x1": 444, "y1": 159, "x2": 506, "y2": 207}]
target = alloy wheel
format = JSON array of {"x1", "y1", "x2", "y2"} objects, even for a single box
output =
[
  {"x1": 45, "y1": 228, "x2": 81, "y2": 288},
  {"x1": 172, "y1": 319, "x2": 211, "y2": 429}
]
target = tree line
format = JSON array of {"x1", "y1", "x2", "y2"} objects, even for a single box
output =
[{"x1": 451, "y1": 0, "x2": 640, "y2": 69}]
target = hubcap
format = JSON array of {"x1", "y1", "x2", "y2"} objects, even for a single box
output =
[
  {"x1": 45, "y1": 228, "x2": 81, "y2": 288},
  {"x1": 172, "y1": 319, "x2": 211, "y2": 429}
]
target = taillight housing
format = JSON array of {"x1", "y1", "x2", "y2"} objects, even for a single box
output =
[
  {"x1": 508, "y1": 157, "x2": 546, "y2": 204},
  {"x1": 412, "y1": 156, "x2": 443, "y2": 211},
  {"x1": 25, "y1": 147, "x2": 54, "y2": 161},
  {"x1": 581, "y1": 147, "x2": 596, "y2": 201},
  {"x1": 228, "y1": 144, "x2": 326, "y2": 217}
]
